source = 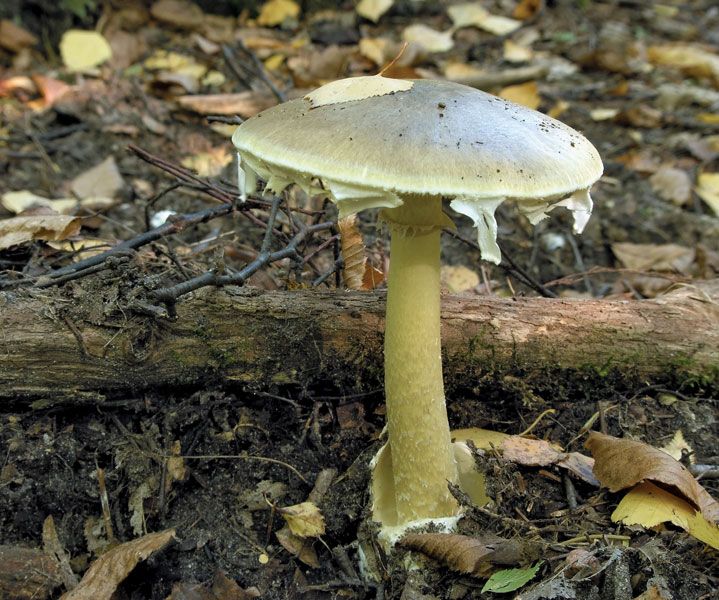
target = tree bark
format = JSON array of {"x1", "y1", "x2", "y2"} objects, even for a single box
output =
[{"x1": 1, "y1": 280, "x2": 717, "y2": 400}]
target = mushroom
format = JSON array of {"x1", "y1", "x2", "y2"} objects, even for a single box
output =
[{"x1": 232, "y1": 76, "x2": 603, "y2": 536}]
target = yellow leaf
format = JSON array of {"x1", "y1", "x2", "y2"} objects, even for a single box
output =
[
  {"x1": 448, "y1": 3, "x2": 522, "y2": 36},
  {"x1": 47, "y1": 238, "x2": 112, "y2": 261},
  {"x1": 659, "y1": 430, "x2": 693, "y2": 463},
  {"x1": 441, "y1": 265, "x2": 480, "y2": 293},
  {"x1": 648, "y1": 44, "x2": 719, "y2": 87},
  {"x1": 698, "y1": 113, "x2": 719, "y2": 124},
  {"x1": 279, "y1": 502, "x2": 325, "y2": 538},
  {"x1": 356, "y1": 0, "x2": 394, "y2": 23},
  {"x1": 359, "y1": 37, "x2": 394, "y2": 66},
  {"x1": 263, "y1": 53, "x2": 285, "y2": 71},
  {"x1": 696, "y1": 172, "x2": 719, "y2": 216},
  {"x1": 305, "y1": 76, "x2": 413, "y2": 108},
  {"x1": 499, "y1": 81, "x2": 541, "y2": 110},
  {"x1": 402, "y1": 24, "x2": 455, "y2": 53},
  {"x1": 503, "y1": 40, "x2": 533, "y2": 63},
  {"x1": 181, "y1": 147, "x2": 232, "y2": 177},
  {"x1": 452, "y1": 427, "x2": 509, "y2": 450},
  {"x1": 1, "y1": 191, "x2": 77, "y2": 215},
  {"x1": 60, "y1": 30, "x2": 112, "y2": 72},
  {"x1": 257, "y1": 0, "x2": 300, "y2": 27},
  {"x1": 590, "y1": 108, "x2": 619, "y2": 121},
  {"x1": 613, "y1": 482, "x2": 719, "y2": 550},
  {"x1": 547, "y1": 100, "x2": 569, "y2": 119}
]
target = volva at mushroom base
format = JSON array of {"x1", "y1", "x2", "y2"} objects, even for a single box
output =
[{"x1": 232, "y1": 75, "x2": 603, "y2": 541}]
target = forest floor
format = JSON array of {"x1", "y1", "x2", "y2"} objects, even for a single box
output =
[{"x1": 1, "y1": 0, "x2": 718, "y2": 599}]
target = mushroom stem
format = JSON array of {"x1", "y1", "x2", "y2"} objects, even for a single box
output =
[{"x1": 383, "y1": 196, "x2": 459, "y2": 524}]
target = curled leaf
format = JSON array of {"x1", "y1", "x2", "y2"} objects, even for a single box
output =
[
  {"x1": 0, "y1": 215, "x2": 81, "y2": 251},
  {"x1": 586, "y1": 432, "x2": 719, "y2": 523},
  {"x1": 279, "y1": 501, "x2": 325, "y2": 538}
]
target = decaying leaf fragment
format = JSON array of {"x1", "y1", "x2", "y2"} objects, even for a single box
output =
[
  {"x1": 279, "y1": 501, "x2": 325, "y2": 538},
  {"x1": 696, "y1": 172, "x2": 719, "y2": 216},
  {"x1": 61, "y1": 529, "x2": 176, "y2": 600},
  {"x1": 338, "y1": 215, "x2": 383, "y2": 290},
  {"x1": 257, "y1": 0, "x2": 300, "y2": 27},
  {"x1": 586, "y1": 432, "x2": 719, "y2": 522},
  {"x1": 356, "y1": 0, "x2": 394, "y2": 23},
  {"x1": 399, "y1": 533, "x2": 540, "y2": 578},
  {"x1": 0, "y1": 215, "x2": 81, "y2": 251}
]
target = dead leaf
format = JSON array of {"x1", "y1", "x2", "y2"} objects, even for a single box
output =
[
  {"x1": 150, "y1": 0, "x2": 204, "y2": 29},
  {"x1": 585, "y1": 432, "x2": 719, "y2": 523},
  {"x1": 275, "y1": 525, "x2": 320, "y2": 568},
  {"x1": 0, "y1": 545, "x2": 62, "y2": 600},
  {"x1": 0, "y1": 215, "x2": 81, "y2": 250},
  {"x1": 177, "y1": 92, "x2": 276, "y2": 117},
  {"x1": 589, "y1": 108, "x2": 620, "y2": 121},
  {"x1": 168, "y1": 570, "x2": 260, "y2": 600},
  {"x1": 696, "y1": 172, "x2": 719, "y2": 216},
  {"x1": 499, "y1": 81, "x2": 540, "y2": 109},
  {"x1": 441, "y1": 265, "x2": 479, "y2": 293},
  {"x1": 400, "y1": 533, "x2": 539, "y2": 577},
  {"x1": 42, "y1": 516, "x2": 78, "y2": 591},
  {"x1": 60, "y1": 30, "x2": 113, "y2": 72},
  {"x1": 181, "y1": 147, "x2": 233, "y2": 177},
  {"x1": 634, "y1": 583, "x2": 672, "y2": 600},
  {"x1": 71, "y1": 157, "x2": 124, "y2": 200},
  {"x1": 0, "y1": 20, "x2": 38, "y2": 53},
  {"x1": 617, "y1": 104, "x2": 662, "y2": 128},
  {"x1": 611, "y1": 242, "x2": 695, "y2": 274},
  {"x1": 503, "y1": 40, "x2": 533, "y2": 63},
  {"x1": 513, "y1": 0, "x2": 543, "y2": 20},
  {"x1": 612, "y1": 481, "x2": 719, "y2": 550},
  {"x1": 356, "y1": 0, "x2": 394, "y2": 23},
  {"x1": 338, "y1": 215, "x2": 383, "y2": 290},
  {"x1": 649, "y1": 166, "x2": 692, "y2": 206},
  {"x1": 2, "y1": 191, "x2": 76, "y2": 215},
  {"x1": 279, "y1": 501, "x2": 325, "y2": 538},
  {"x1": 28, "y1": 75, "x2": 71, "y2": 111},
  {"x1": 60, "y1": 530, "x2": 175, "y2": 600},
  {"x1": 46, "y1": 238, "x2": 112, "y2": 261},
  {"x1": 660, "y1": 430, "x2": 693, "y2": 463},
  {"x1": 402, "y1": 24, "x2": 455, "y2": 54},
  {"x1": 257, "y1": 0, "x2": 300, "y2": 27},
  {"x1": 448, "y1": 3, "x2": 522, "y2": 36},
  {"x1": 648, "y1": 44, "x2": 719, "y2": 87},
  {"x1": 306, "y1": 76, "x2": 412, "y2": 108}
]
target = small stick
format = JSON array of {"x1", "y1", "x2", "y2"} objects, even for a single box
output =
[{"x1": 96, "y1": 467, "x2": 116, "y2": 544}]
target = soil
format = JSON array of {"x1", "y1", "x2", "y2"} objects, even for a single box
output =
[{"x1": 1, "y1": 1, "x2": 719, "y2": 599}]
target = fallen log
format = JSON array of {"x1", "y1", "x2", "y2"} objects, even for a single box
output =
[{"x1": 1, "y1": 280, "x2": 717, "y2": 400}]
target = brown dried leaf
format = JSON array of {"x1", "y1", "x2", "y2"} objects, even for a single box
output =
[
  {"x1": 0, "y1": 19, "x2": 38, "y2": 53},
  {"x1": 499, "y1": 81, "x2": 541, "y2": 109},
  {"x1": 150, "y1": 0, "x2": 204, "y2": 30},
  {"x1": 42, "y1": 516, "x2": 78, "y2": 591},
  {"x1": 177, "y1": 92, "x2": 276, "y2": 117},
  {"x1": 611, "y1": 242, "x2": 695, "y2": 274},
  {"x1": 279, "y1": 501, "x2": 325, "y2": 538},
  {"x1": 585, "y1": 432, "x2": 719, "y2": 523},
  {"x1": 71, "y1": 156, "x2": 125, "y2": 200},
  {"x1": 648, "y1": 44, "x2": 719, "y2": 88},
  {"x1": 60, "y1": 529, "x2": 176, "y2": 600},
  {"x1": 513, "y1": 0, "x2": 542, "y2": 20},
  {"x1": 338, "y1": 215, "x2": 383, "y2": 290},
  {"x1": 168, "y1": 570, "x2": 260, "y2": 600},
  {"x1": 275, "y1": 525, "x2": 320, "y2": 568},
  {"x1": 0, "y1": 545, "x2": 62, "y2": 600},
  {"x1": 399, "y1": 533, "x2": 539, "y2": 577},
  {"x1": 0, "y1": 215, "x2": 81, "y2": 251}
]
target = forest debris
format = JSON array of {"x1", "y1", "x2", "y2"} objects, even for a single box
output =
[
  {"x1": 503, "y1": 40, "x2": 533, "y2": 63},
  {"x1": 2, "y1": 191, "x2": 77, "y2": 215},
  {"x1": 177, "y1": 92, "x2": 276, "y2": 116},
  {"x1": 257, "y1": 0, "x2": 300, "y2": 28},
  {"x1": 181, "y1": 147, "x2": 233, "y2": 177},
  {"x1": 499, "y1": 81, "x2": 540, "y2": 109},
  {"x1": 356, "y1": 0, "x2": 394, "y2": 23},
  {"x1": 444, "y1": 62, "x2": 548, "y2": 90},
  {"x1": 150, "y1": 0, "x2": 205, "y2": 30},
  {"x1": 696, "y1": 172, "x2": 719, "y2": 216},
  {"x1": 513, "y1": 0, "x2": 542, "y2": 20},
  {"x1": 402, "y1": 24, "x2": 455, "y2": 53},
  {"x1": 0, "y1": 215, "x2": 81, "y2": 250},
  {"x1": 648, "y1": 43, "x2": 719, "y2": 87},
  {"x1": 611, "y1": 242, "x2": 696, "y2": 274},
  {"x1": 60, "y1": 30, "x2": 113, "y2": 72},
  {"x1": 0, "y1": 19, "x2": 38, "y2": 53},
  {"x1": 0, "y1": 545, "x2": 62, "y2": 600},
  {"x1": 42, "y1": 516, "x2": 78, "y2": 591},
  {"x1": 586, "y1": 432, "x2": 719, "y2": 522},
  {"x1": 60, "y1": 529, "x2": 176, "y2": 600},
  {"x1": 648, "y1": 166, "x2": 692, "y2": 206},
  {"x1": 168, "y1": 570, "x2": 260, "y2": 599},
  {"x1": 71, "y1": 156, "x2": 125, "y2": 200},
  {"x1": 275, "y1": 527, "x2": 320, "y2": 568},
  {"x1": 448, "y1": 3, "x2": 521, "y2": 36},
  {"x1": 29, "y1": 74, "x2": 72, "y2": 111},
  {"x1": 399, "y1": 533, "x2": 540, "y2": 578},
  {"x1": 452, "y1": 427, "x2": 509, "y2": 449},
  {"x1": 279, "y1": 501, "x2": 325, "y2": 538},
  {"x1": 612, "y1": 481, "x2": 719, "y2": 549}
]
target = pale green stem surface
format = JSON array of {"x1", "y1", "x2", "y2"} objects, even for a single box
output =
[{"x1": 383, "y1": 196, "x2": 459, "y2": 524}]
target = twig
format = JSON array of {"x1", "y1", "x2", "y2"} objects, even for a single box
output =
[{"x1": 234, "y1": 39, "x2": 287, "y2": 102}]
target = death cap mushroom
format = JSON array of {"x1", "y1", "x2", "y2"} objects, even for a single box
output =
[{"x1": 232, "y1": 75, "x2": 603, "y2": 264}]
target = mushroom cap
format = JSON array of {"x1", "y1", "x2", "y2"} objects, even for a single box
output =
[
  {"x1": 232, "y1": 77, "x2": 602, "y2": 203},
  {"x1": 232, "y1": 76, "x2": 603, "y2": 263}
]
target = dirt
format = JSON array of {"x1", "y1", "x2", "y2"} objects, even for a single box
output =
[{"x1": 1, "y1": 0, "x2": 719, "y2": 598}]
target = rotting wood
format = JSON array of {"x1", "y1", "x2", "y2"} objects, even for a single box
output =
[{"x1": 0, "y1": 280, "x2": 717, "y2": 400}]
